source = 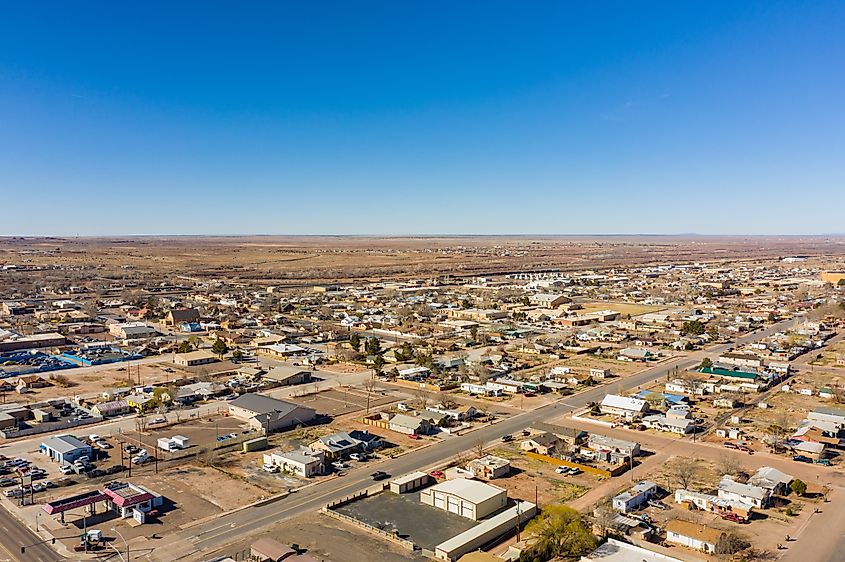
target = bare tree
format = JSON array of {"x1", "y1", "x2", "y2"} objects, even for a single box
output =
[
  {"x1": 670, "y1": 458, "x2": 699, "y2": 490},
  {"x1": 717, "y1": 454, "x2": 740, "y2": 477},
  {"x1": 473, "y1": 437, "x2": 486, "y2": 459},
  {"x1": 415, "y1": 387, "x2": 431, "y2": 409}
]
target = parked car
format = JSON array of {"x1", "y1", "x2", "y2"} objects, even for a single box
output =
[
  {"x1": 555, "y1": 466, "x2": 570, "y2": 474},
  {"x1": 815, "y1": 459, "x2": 831, "y2": 466},
  {"x1": 793, "y1": 455, "x2": 813, "y2": 463},
  {"x1": 430, "y1": 470, "x2": 445, "y2": 479},
  {"x1": 408, "y1": 434, "x2": 421, "y2": 440},
  {"x1": 370, "y1": 471, "x2": 389, "y2": 481},
  {"x1": 567, "y1": 467, "x2": 583, "y2": 475},
  {"x1": 349, "y1": 453, "x2": 365, "y2": 462},
  {"x1": 124, "y1": 445, "x2": 140, "y2": 455},
  {"x1": 332, "y1": 462, "x2": 349, "y2": 470},
  {"x1": 59, "y1": 465, "x2": 74, "y2": 475},
  {"x1": 723, "y1": 442, "x2": 738, "y2": 449},
  {"x1": 262, "y1": 463, "x2": 278, "y2": 473},
  {"x1": 501, "y1": 435, "x2": 514, "y2": 443},
  {"x1": 149, "y1": 417, "x2": 166, "y2": 425}
]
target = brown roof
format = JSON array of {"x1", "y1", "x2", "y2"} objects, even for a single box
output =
[
  {"x1": 250, "y1": 537, "x2": 295, "y2": 561},
  {"x1": 665, "y1": 519, "x2": 724, "y2": 544}
]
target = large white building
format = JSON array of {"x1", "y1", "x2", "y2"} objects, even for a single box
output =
[{"x1": 420, "y1": 478, "x2": 507, "y2": 521}]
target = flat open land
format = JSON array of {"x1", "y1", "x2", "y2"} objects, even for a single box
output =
[
  {"x1": 4, "y1": 235, "x2": 845, "y2": 286},
  {"x1": 578, "y1": 302, "x2": 667, "y2": 316}
]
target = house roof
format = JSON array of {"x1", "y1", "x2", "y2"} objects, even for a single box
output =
[
  {"x1": 665, "y1": 519, "x2": 724, "y2": 544},
  {"x1": 42, "y1": 435, "x2": 90, "y2": 454},
  {"x1": 719, "y1": 477, "x2": 769, "y2": 501},
  {"x1": 749, "y1": 466, "x2": 793, "y2": 488},
  {"x1": 250, "y1": 537, "x2": 296, "y2": 560},
  {"x1": 168, "y1": 308, "x2": 200, "y2": 322},
  {"x1": 229, "y1": 393, "x2": 306, "y2": 416},
  {"x1": 601, "y1": 394, "x2": 647, "y2": 412},
  {"x1": 389, "y1": 413, "x2": 427, "y2": 429}
]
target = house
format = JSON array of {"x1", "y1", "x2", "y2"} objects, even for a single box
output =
[
  {"x1": 91, "y1": 400, "x2": 131, "y2": 418},
  {"x1": 587, "y1": 434, "x2": 641, "y2": 458},
  {"x1": 16, "y1": 375, "x2": 50, "y2": 389},
  {"x1": 807, "y1": 406, "x2": 845, "y2": 430},
  {"x1": 427, "y1": 404, "x2": 478, "y2": 421},
  {"x1": 109, "y1": 322, "x2": 157, "y2": 340},
  {"x1": 420, "y1": 478, "x2": 508, "y2": 521},
  {"x1": 528, "y1": 293, "x2": 571, "y2": 308},
  {"x1": 599, "y1": 395, "x2": 648, "y2": 419},
  {"x1": 520, "y1": 432, "x2": 561, "y2": 455},
  {"x1": 664, "y1": 520, "x2": 724, "y2": 554},
  {"x1": 125, "y1": 394, "x2": 155, "y2": 412},
  {"x1": 460, "y1": 382, "x2": 502, "y2": 397},
  {"x1": 674, "y1": 489, "x2": 753, "y2": 519},
  {"x1": 258, "y1": 343, "x2": 307, "y2": 359},
  {"x1": 589, "y1": 368, "x2": 611, "y2": 379},
  {"x1": 748, "y1": 466, "x2": 793, "y2": 496},
  {"x1": 348, "y1": 429, "x2": 384, "y2": 451},
  {"x1": 174, "y1": 350, "x2": 219, "y2": 367},
  {"x1": 718, "y1": 352, "x2": 764, "y2": 369},
  {"x1": 165, "y1": 308, "x2": 200, "y2": 326},
  {"x1": 486, "y1": 378, "x2": 524, "y2": 394},
  {"x1": 641, "y1": 414, "x2": 694, "y2": 434},
  {"x1": 228, "y1": 393, "x2": 317, "y2": 433},
  {"x1": 617, "y1": 348, "x2": 652, "y2": 362},
  {"x1": 612, "y1": 481, "x2": 658, "y2": 514},
  {"x1": 389, "y1": 413, "x2": 432, "y2": 435},
  {"x1": 580, "y1": 538, "x2": 685, "y2": 562},
  {"x1": 262, "y1": 366, "x2": 312, "y2": 387},
  {"x1": 718, "y1": 476, "x2": 771, "y2": 508},
  {"x1": 309, "y1": 431, "x2": 362, "y2": 460},
  {"x1": 263, "y1": 447, "x2": 325, "y2": 478},
  {"x1": 40, "y1": 435, "x2": 93, "y2": 465},
  {"x1": 467, "y1": 455, "x2": 511, "y2": 479}
]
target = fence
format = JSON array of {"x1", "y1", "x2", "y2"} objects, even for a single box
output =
[
  {"x1": 525, "y1": 451, "x2": 628, "y2": 477},
  {"x1": 361, "y1": 415, "x2": 391, "y2": 430},
  {"x1": 321, "y1": 508, "x2": 418, "y2": 551},
  {"x1": 391, "y1": 379, "x2": 459, "y2": 392},
  {"x1": 0, "y1": 415, "x2": 104, "y2": 439}
]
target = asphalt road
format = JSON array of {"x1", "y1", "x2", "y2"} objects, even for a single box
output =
[
  {"x1": 152, "y1": 319, "x2": 798, "y2": 561},
  {"x1": 0, "y1": 507, "x2": 55, "y2": 562}
]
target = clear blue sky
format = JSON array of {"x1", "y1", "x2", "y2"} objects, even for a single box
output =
[{"x1": 2, "y1": 1, "x2": 844, "y2": 235}]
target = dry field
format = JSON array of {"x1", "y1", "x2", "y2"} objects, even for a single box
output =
[{"x1": 4, "y1": 235, "x2": 845, "y2": 286}]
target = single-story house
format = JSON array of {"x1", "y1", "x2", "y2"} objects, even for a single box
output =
[{"x1": 228, "y1": 393, "x2": 317, "y2": 433}]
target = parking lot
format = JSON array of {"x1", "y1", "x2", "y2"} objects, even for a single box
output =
[{"x1": 334, "y1": 490, "x2": 479, "y2": 550}]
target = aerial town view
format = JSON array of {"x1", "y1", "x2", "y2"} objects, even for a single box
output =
[{"x1": 2, "y1": 3, "x2": 845, "y2": 562}]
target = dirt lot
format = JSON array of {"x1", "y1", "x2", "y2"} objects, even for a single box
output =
[
  {"x1": 486, "y1": 444, "x2": 592, "y2": 506},
  {"x1": 287, "y1": 387, "x2": 399, "y2": 418},
  {"x1": 7, "y1": 361, "x2": 181, "y2": 404},
  {"x1": 561, "y1": 354, "x2": 650, "y2": 377}
]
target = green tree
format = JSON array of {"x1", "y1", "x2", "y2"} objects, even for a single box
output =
[
  {"x1": 365, "y1": 337, "x2": 381, "y2": 356},
  {"x1": 519, "y1": 505, "x2": 597, "y2": 562},
  {"x1": 231, "y1": 348, "x2": 243, "y2": 362},
  {"x1": 395, "y1": 342, "x2": 414, "y2": 361},
  {"x1": 177, "y1": 340, "x2": 193, "y2": 354},
  {"x1": 520, "y1": 296, "x2": 530, "y2": 306},
  {"x1": 699, "y1": 357, "x2": 713, "y2": 370},
  {"x1": 469, "y1": 326, "x2": 478, "y2": 341},
  {"x1": 372, "y1": 355, "x2": 386, "y2": 375},
  {"x1": 349, "y1": 333, "x2": 362, "y2": 351},
  {"x1": 461, "y1": 298, "x2": 472, "y2": 309},
  {"x1": 681, "y1": 320, "x2": 706, "y2": 336},
  {"x1": 212, "y1": 339, "x2": 229, "y2": 359},
  {"x1": 790, "y1": 478, "x2": 807, "y2": 496}
]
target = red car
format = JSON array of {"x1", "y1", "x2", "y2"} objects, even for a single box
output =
[
  {"x1": 408, "y1": 434, "x2": 421, "y2": 440},
  {"x1": 430, "y1": 470, "x2": 445, "y2": 479}
]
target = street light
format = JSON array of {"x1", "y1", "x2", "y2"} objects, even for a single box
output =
[{"x1": 111, "y1": 527, "x2": 129, "y2": 561}]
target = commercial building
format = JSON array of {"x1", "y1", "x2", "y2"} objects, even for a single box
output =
[
  {"x1": 40, "y1": 435, "x2": 93, "y2": 465},
  {"x1": 174, "y1": 350, "x2": 219, "y2": 367},
  {"x1": 264, "y1": 448, "x2": 325, "y2": 478},
  {"x1": 228, "y1": 393, "x2": 317, "y2": 433},
  {"x1": 420, "y1": 478, "x2": 507, "y2": 521},
  {"x1": 389, "y1": 471, "x2": 431, "y2": 494},
  {"x1": 599, "y1": 395, "x2": 648, "y2": 419}
]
